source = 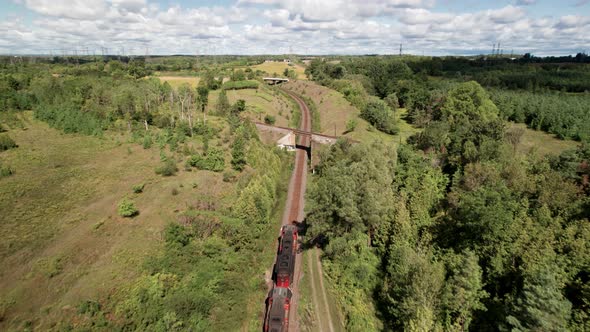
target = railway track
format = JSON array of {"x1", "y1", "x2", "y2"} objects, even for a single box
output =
[{"x1": 263, "y1": 88, "x2": 310, "y2": 332}]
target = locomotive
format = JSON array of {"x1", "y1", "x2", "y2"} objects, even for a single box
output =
[
  {"x1": 263, "y1": 287, "x2": 292, "y2": 332},
  {"x1": 264, "y1": 224, "x2": 298, "y2": 331},
  {"x1": 274, "y1": 225, "x2": 298, "y2": 287}
]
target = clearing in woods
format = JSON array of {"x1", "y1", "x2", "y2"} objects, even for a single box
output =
[{"x1": 509, "y1": 122, "x2": 579, "y2": 156}]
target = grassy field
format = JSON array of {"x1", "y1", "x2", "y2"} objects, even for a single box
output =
[
  {"x1": 156, "y1": 75, "x2": 200, "y2": 88},
  {"x1": 208, "y1": 85, "x2": 296, "y2": 128},
  {"x1": 251, "y1": 62, "x2": 307, "y2": 80},
  {"x1": 509, "y1": 122, "x2": 579, "y2": 156},
  {"x1": 0, "y1": 112, "x2": 238, "y2": 330}
]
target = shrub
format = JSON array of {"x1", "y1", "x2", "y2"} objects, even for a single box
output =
[
  {"x1": 264, "y1": 114, "x2": 276, "y2": 125},
  {"x1": 0, "y1": 162, "x2": 14, "y2": 178},
  {"x1": 132, "y1": 183, "x2": 145, "y2": 193},
  {"x1": 171, "y1": 188, "x2": 179, "y2": 196},
  {"x1": 142, "y1": 135, "x2": 152, "y2": 149},
  {"x1": 345, "y1": 119, "x2": 358, "y2": 133},
  {"x1": 187, "y1": 148, "x2": 225, "y2": 172},
  {"x1": 0, "y1": 134, "x2": 17, "y2": 151},
  {"x1": 118, "y1": 198, "x2": 138, "y2": 217},
  {"x1": 155, "y1": 159, "x2": 178, "y2": 176},
  {"x1": 78, "y1": 300, "x2": 102, "y2": 316}
]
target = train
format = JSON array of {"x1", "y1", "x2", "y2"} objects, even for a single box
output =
[
  {"x1": 264, "y1": 224, "x2": 298, "y2": 332},
  {"x1": 263, "y1": 287, "x2": 292, "y2": 332},
  {"x1": 274, "y1": 225, "x2": 298, "y2": 288}
]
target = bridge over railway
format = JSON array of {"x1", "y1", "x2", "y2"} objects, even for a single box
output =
[{"x1": 254, "y1": 121, "x2": 356, "y2": 167}]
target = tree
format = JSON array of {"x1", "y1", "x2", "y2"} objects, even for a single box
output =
[
  {"x1": 231, "y1": 99, "x2": 246, "y2": 115},
  {"x1": 384, "y1": 92, "x2": 399, "y2": 113},
  {"x1": 215, "y1": 89, "x2": 230, "y2": 116},
  {"x1": 196, "y1": 86, "x2": 209, "y2": 121},
  {"x1": 231, "y1": 134, "x2": 246, "y2": 171},
  {"x1": 441, "y1": 251, "x2": 487, "y2": 332},
  {"x1": 442, "y1": 81, "x2": 498, "y2": 125},
  {"x1": 360, "y1": 97, "x2": 398, "y2": 134},
  {"x1": 507, "y1": 264, "x2": 572, "y2": 332}
]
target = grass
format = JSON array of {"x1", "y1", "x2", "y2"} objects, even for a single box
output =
[
  {"x1": 0, "y1": 112, "x2": 234, "y2": 330},
  {"x1": 251, "y1": 61, "x2": 307, "y2": 80},
  {"x1": 208, "y1": 84, "x2": 296, "y2": 128},
  {"x1": 156, "y1": 75, "x2": 200, "y2": 88},
  {"x1": 509, "y1": 122, "x2": 579, "y2": 156}
]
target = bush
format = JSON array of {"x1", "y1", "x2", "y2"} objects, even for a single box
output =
[
  {"x1": 0, "y1": 134, "x2": 17, "y2": 151},
  {"x1": 186, "y1": 148, "x2": 225, "y2": 172},
  {"x1": 132, "y1": 183, "x2": 144, "y2": 193},
  {"x1": 155, "y1": 159, "x2": 178, "y2": 176},
  {"x1": 264, "y1": 114, "x2": 276, "y2": 125},
  {"x1": 0, "y1": 163, "x2": 14, "y2": 178},
  {"x1": 142, "y1": 135, "x2": 152, "y2": 149},
  {"x1": 118, "y1": 198, "x2": 138, "y2": 217},
  {"x1": 345, "y1": 119, "x2": 358, "y2": 133}
]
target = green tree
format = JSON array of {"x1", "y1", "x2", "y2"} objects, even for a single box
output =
[
  {"x1": 442, "y1": 81, "x2": 498, "y2": 125},
  {"x1": 215, "y1": 89, "x2": 230, "y2": 116},
  {"x1": 231, "y1": 99, "x2": 246, "y2": 115},
  {"x1": 360, "y1": 97, "x2": 398, "y2": 134},
  {"x1": 196, "y1": 86, "x2": 209, "y2": 118},
  {"x1": 441, "y1": 250, "x2": 487, "y2": 332},
  {"x1": 384, "y1": 92, "x2": 399, "y2": 112},
  {"x1": 507, "y1": 264, "x2": 572, "y2": 332},
  {"x1": 231, "y1": 134, "x2": 246, "y2": 171}
]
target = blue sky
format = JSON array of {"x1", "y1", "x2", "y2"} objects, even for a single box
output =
[{"x1": 0, "y1": 0, "x2": 588, "y2": 55}]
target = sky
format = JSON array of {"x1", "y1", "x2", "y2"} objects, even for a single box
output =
[{"x1": 0, "y1": 0, "x2": 588, "y2": 56}]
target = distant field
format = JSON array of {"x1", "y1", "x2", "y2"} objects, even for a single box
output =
[
  {"x1": 251, "y1": 61, "x2": 307, "y2": 80},
  {"x1": 509, "y1": 122, "x2": 578, "y2": 156},
  {"x1": 156, "y1": 75, "x2": 200, "y2": 88}
]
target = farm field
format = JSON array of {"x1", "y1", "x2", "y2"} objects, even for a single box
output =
[
  {"x1": 156, "y1": 75, "x2": 200, "y2": 88},
  {"x1": 251, "y1": 61, "x2": 307, "y2": 80}
]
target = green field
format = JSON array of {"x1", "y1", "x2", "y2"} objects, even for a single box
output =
[{"x1": 0, "y1": 111, "x2": 287, "y2": 330}]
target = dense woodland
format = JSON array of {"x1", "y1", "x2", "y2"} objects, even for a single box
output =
[{"x1": 306, "y1": 56, "x2": 590, "y2": 331}]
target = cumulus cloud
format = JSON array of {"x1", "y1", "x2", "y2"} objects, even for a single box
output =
[
  {"x1": 0, "y1": 0, "x2": 588, "y2": 55},
  {"x1": 24, "y1": 0, "x2": 108, "y2": 19}
]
